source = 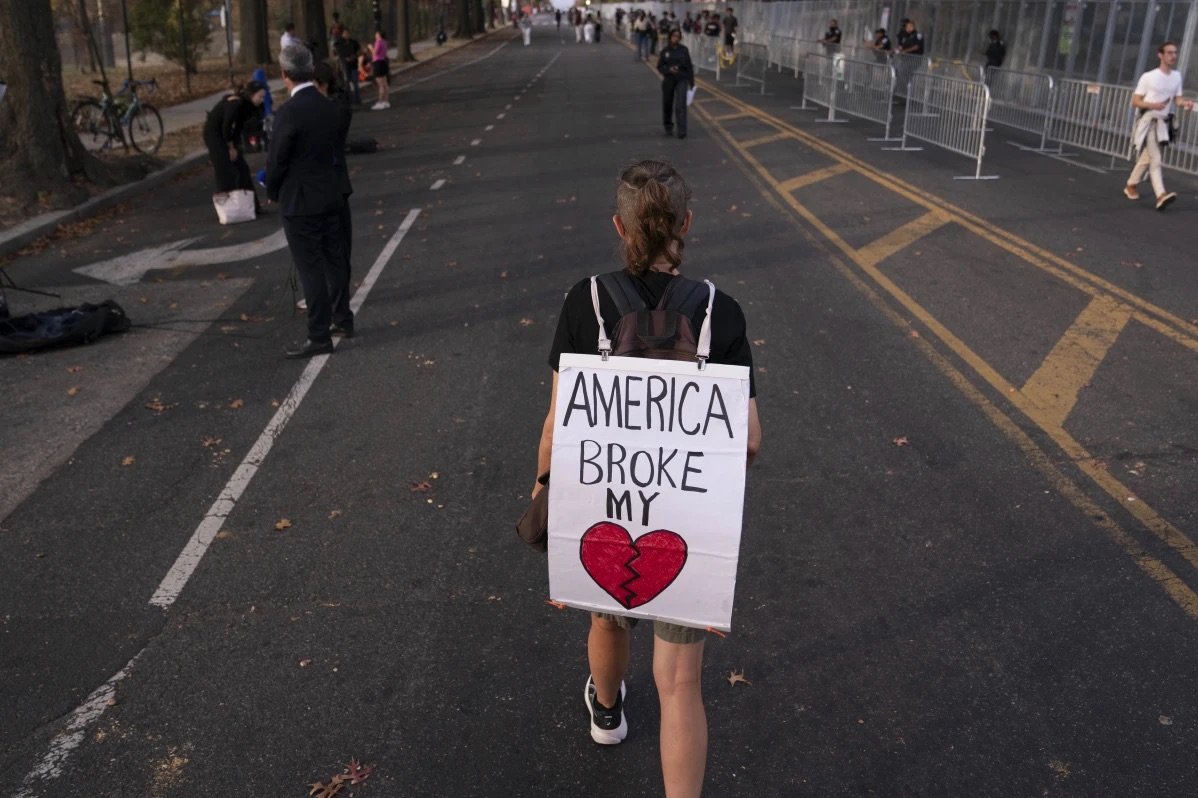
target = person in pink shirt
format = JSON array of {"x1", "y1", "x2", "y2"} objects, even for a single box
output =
[{"x1": 370, "y1": 29, "x2": 391, "y2": 110}]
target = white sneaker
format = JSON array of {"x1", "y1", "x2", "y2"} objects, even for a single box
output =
[
  {"x1": 296, "y1": 298, "x2": 307, "y2": 310},
  {"x1": 382, "y1": 101, "x2": 392, "y2": 109},
  {"x1": 371, "y1": 102, "x2": 384, "y2": 110},
  {"x1": 584, "y1": 676, "x2": 627, "y2": 745}
]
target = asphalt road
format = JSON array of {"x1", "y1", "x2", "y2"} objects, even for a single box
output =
[{"x1": 2, "y1": 21, "x2": 1198, "y2": 797}]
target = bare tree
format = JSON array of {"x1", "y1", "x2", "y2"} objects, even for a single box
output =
[
  {"x1": 473, "y1": 0, "x2": 485, "y2": 34},
  {"x1": 453, "y1": 0, "x2": 471, "y2": 39},
  {"x1": 296, "y1": 0, "x2": 329, "y2": 57},
  {"x1": 238, "y1": 0, "x2": 271, "y2": 66},
  {"x1": 0, "y1": 0, "x2": 143, "y2": 211},
  {"x1": 392, "y1": 0, "x2": 415, "y2": 62}
]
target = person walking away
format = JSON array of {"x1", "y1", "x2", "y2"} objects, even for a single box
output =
[
  {"x1": 682, "y1": 12, "x2": 694, "y2": 34},
  {"x1": 583, "y1": 14, "x2": 595, "y2": 44},
  {"x1": 203, "y1": 81, "x2": 267, "y2": 216},
  {"x1": 1125, "y1": 41, "x2": 1194, "y2": 210},
  {"x1": 333, "y1": 27, "x2": 362, "y2": 106},
  {"x1": 370, "y1": 28, "x2": 391, "y2": 110},
  {"x1": 594, "y1": 13, "x2": 602, "y2": 43},
  {"x1": 268, "y1": 45, "x2": 352, "y2": 358},
  {"x1": 658, "y1": 29, "x2": 693, "y2": 139},
  {"x1": 555, "y1": 9, "x2": 562, "y2": 30},
  {"x1": 984, "y1": 29, "x2": 1005, "y2": 68},
  {"x1": 312, "y1": 60, "x2": 356, "y2": 337},
  {"x1": 722, "y1": 7, "x2": 738, "y2": 53},
  {"x1": 521, "y1": 13, "x2": 533, "y2": 46},
  {"x1": 573, "y1": 7, "x2": 584, "y2": 44},
  {"x1": 535, "y1": 159, "x2": 762, "y2": 798}
]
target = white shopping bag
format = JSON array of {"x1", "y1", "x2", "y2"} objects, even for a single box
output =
[
  {"x1": 686, "y1": 85, "x2": 697, "y2": 106},
  {"x1": 212, "y1": 190, "x2": 256, "y2": 225}
]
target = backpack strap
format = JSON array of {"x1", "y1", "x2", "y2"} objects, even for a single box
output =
[
  {"x1": 659, "y1": 277, "x2": 717, "y2": 369},
  {"x1": 588, "y1": 276, "x2": 613, "y2": 359},
  {"x1": 596, "y1": 271, "x2": 647, "y2": 318}
]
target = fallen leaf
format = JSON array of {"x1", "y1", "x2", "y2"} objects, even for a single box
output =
[
  {"x1": 499, "y1": 270, "x2": 508, "y2": 278},
  {"x1": 275, "y1": 518, "x2": 293, "y2": 531},
  {"x1": 410, "y1": 481, "x2": 433, "y2": 493},
  {"x1": 751, "y1": 339, "x2": 765, "y2": 346},
  {"x1": 215, "y1": 530, "x2": 233, "y2": 540},
  {"x1": 201, "y1": 436, "x2": 222, "y2": 448},
  {"x1": 545, "y1": 599, "x2": 567, "y2": 610},
  {"x1": 145, "y1": 398, "x2": 176, "y2": 413},
  {"x1": 727, "y1": 669, "x2": 752, "y2": 687},
  {"x1": 121, "y1": 456, "x2": 136, "y2": 467},
  {"x1": 228, "y1": 398, "x2": 244, "y2": 409},
  {"x1": 909, "y1": 330, "x2": 921, "y2": 338},
  {"x1": 298, "y1": 657, "x2": 311, "y2": 668},
  {"x1": 66, "y1": 386, "x2": 80, "y2": 396},
  {"x1": 239, "y1": 312, "x2": 272, "y2": 323},
  {"x1": 892, "y1": 436, "x2": 909, "y2": 446},
  {"x1": 429, "y1": 471, "x2": 439, "y2": 480},
  {"x1": 1160, "y1": 715, "x2": 1173, "y2": 726},
  {"x1": 344, "y1": 759, "x2": 375, "y2": 785},
  {"x1": 519, "y1": 317, "x2": 534, "y2": 327},
  {"x1": 308, "y1": 779, "x2": 342, "y2": 798},
  {"x1": 66, "y1": 365, "x2": 82, "y2": 373},
  {"x1": 328, "y1": 509, "x2": 343, "y2": 519},
  {"x1": 106, "y1": 697, "x2": 118, "y2": 707}
]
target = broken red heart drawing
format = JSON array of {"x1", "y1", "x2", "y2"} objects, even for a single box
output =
[{"x1": 579, "y1": 522, "x2": 688, "y2": 609}]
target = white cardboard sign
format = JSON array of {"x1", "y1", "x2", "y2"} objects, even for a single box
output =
[{"x1": 548, "y1": 353, "x2": 750, "y2": 632}]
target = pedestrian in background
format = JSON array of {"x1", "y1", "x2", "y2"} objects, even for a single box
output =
[
  {"x1": 1125, "y1": 41, "x2": 1194, "y2": 210},
  {"x1": 722, "y1": 6, "x2": 738, "y2": 52},
  {"x1": 370, "y1": 28, "x2": 391, "y2": 110},
  {"x1": 822, "y1": 18, "x2": 842, "y2": 47},
  {"x1": 333, "y1": 27, "x2": 362, "y2": 106},
  {"x1": 535, "y1": 159, "x2": 761, "y2": 798},
  {"x1": 868, "y1": 27, "x2": 892, "y2": 61},
  {"x1": 573, "y1": 7, "x2": 584, "y2": 44},
  {"x1": 280, "y1": 22, "x2": 301, "y2": 57},
  {"x1": 703, "y1": 12, "x2": 720, "y2": 38},
  {"x1": 521, "y1": 13, "x2": 533, "y2": 46},
  {"x1": 312, "y1": 59, "x2": 355, "y2": 334},
  {"x1": 635, "y1": 12, "x2": 651, "y2": 60},
  {"x1": 268, "y1": 45, "x2": 353, "y2": 358},
  {"x1": 658, "y1": 29, "x2": 693, "y2": 139},
  {"x1": 897, "y1": 19, "x2": 924, "y2": 55},
  {"x1": 984, "y1": 29, "x2": 1006, "y2": 68},
  {"x1": 202, "y1": 81, "x2": 267, "y2": 216}
]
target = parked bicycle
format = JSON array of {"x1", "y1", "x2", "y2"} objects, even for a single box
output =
[{"x1": 72, "y1": 78, "x2": 164, "y2": 155}]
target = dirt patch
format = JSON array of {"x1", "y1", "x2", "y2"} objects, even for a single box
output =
[{"x1": 63, "y1": 59, "x2": 279, "y2": 110}]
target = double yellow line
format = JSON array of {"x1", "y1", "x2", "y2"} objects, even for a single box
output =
[{"x1": 685, "y1": 72, "x2": 1198, "y2": 618}]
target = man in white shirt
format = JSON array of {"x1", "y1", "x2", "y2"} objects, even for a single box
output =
[
  {"x1": 1124, "y1": 41, "x2": 1195, "y2": 210},
  {"x1": 280, "y1": 22, "x2": 301, "y2": 58}
]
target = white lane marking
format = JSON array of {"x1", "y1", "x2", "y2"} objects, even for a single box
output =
[
  {"x1": 470, "y1": 139, "x2": 482, "y2": 146},
  {"x1": 453, "y1": 155, "x2": 466, "y2": 165},
  {"x1": 148, "y1": 208, "x2": 422, "y2": 609},
  {"x1": 74, "y1": 229, "x2": 288, "y2": 286},
  {"x1": 485, "y1": 124, "x2": 494, "y2": 131},
  {"x1": 496, "y1": 113, "x2": 505, "y2": 119},
  {"x1": 431, "y1": 179, "x2": 446, "y2": 190},
  {"x1": 13, "y1": 654, "x2": 141, "y2": 798},
  {"x1": 388, "y1": 39, "x2": 512, "y2": 96}
]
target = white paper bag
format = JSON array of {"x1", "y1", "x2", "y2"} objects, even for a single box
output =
[
  {"x1": 547, "y1": 354, "x2": 751, "y2": 632},
  {"x1": 213, "y1": 190, "x2": 256, "y2": 225},
  {"x1": 686, "y1": 85, "x2": 697, "y2": 106}
]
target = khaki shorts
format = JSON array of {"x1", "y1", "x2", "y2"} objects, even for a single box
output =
[{"x1": 594, "y1": 612, "x2": 706, "y2": 645}]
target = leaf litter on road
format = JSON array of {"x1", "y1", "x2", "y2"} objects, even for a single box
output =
[{"x1": 727, "y1": 669, "x2": 752, "y2": 687}]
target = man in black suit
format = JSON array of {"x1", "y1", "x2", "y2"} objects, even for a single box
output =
[{"x1": 267, "y1": 44, "x2": 353, "y2": 358}]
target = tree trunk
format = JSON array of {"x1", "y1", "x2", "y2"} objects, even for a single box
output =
[
  {"x1": 0, "y1": 0, "x2": 141, "y2": 211},
  {"x1": 237, "y1": 0, "x2": 271, "y2": 66},
  {"x1": 453, "y1": 0, "x2": 471, "y2": 38},
  {"x1": 473, "y1": 0, "x2": 485, "y2": 34},
  {"x1": 296, "y1": 0, "x2": 329, "y2": 57},
  {"x1": 392, "y1": 0, "x2": 415, "y2": 61}
]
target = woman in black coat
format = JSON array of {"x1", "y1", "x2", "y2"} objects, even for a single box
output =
[
  {"x1": 202, "y1": 81, "x2": 267, "y2": 209},
  {"x1": 657, "y1": 29, "x2": 694, "y2": 139}
]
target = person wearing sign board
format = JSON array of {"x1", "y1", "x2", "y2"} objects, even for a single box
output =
[
  {"x1": 1124, "y1": 41, "x2": 1194, "y2": 211},
  {"x1": 534, "y1": 160, "x2": 761, "y2": 798}
]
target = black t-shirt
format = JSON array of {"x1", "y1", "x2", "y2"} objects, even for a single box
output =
[
  {"x1": 899, "y1": 30, "x2": 924, "y2": 54},
  {"x1": 985, "y1": 39, "x2": 1006, "y2": 67},
  {"x1": 825, "y1": 27, "x2": 841, "y2": 44},
  {"x1": 704, "y1": 20, "x2": 720, "y2": 37},
  {"x1": 549, "y1": 271, "x2": 756, "y2": 397},
  {"x1": 332, "y1": 37, "x2": 360, "y2": 66}
]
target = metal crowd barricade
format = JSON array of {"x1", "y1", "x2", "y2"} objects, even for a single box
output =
[
  {"x1": 886, "y1": 73, "x2": 997, "y2": 180},
  {"x1": 734, "y1": 42, "x2": 769, "y2": 94},
  {"x1": 1161, "y1": 98, "x2": 1198, "y2": 177},
  {"x1": 925, "y1": 60, "x2": 985, "y2": 82},
  {"x1": 1046, "y1": 79, "x2": 1135, "y2": 167},
  {"x1": 688, "y1": 34, "x2": 720, "y2": 79},
  {"x1": 891, "y1": 52, "x2": 932, "y2": 99},
  {"x1": 800, "y1": 53, "x2": 834, "y2": 113},
  {"x1": 984, "y1": 67, "x2": 1057, "y2": 153},
  {"x1": 838, "y1": 57, "x2": 902, "y2": 141}
]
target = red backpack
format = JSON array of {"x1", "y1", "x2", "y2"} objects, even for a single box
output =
[{"x1": 589, "y1": 271, "x2": 716, "y2": 366}]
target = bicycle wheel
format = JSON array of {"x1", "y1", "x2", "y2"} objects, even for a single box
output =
[
  {"x1": 127, "y1": 104, "x2": 164, "y2": 155},
  {"x1": 72, "y1": 99, "x2": 116, "y2": 151}
]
